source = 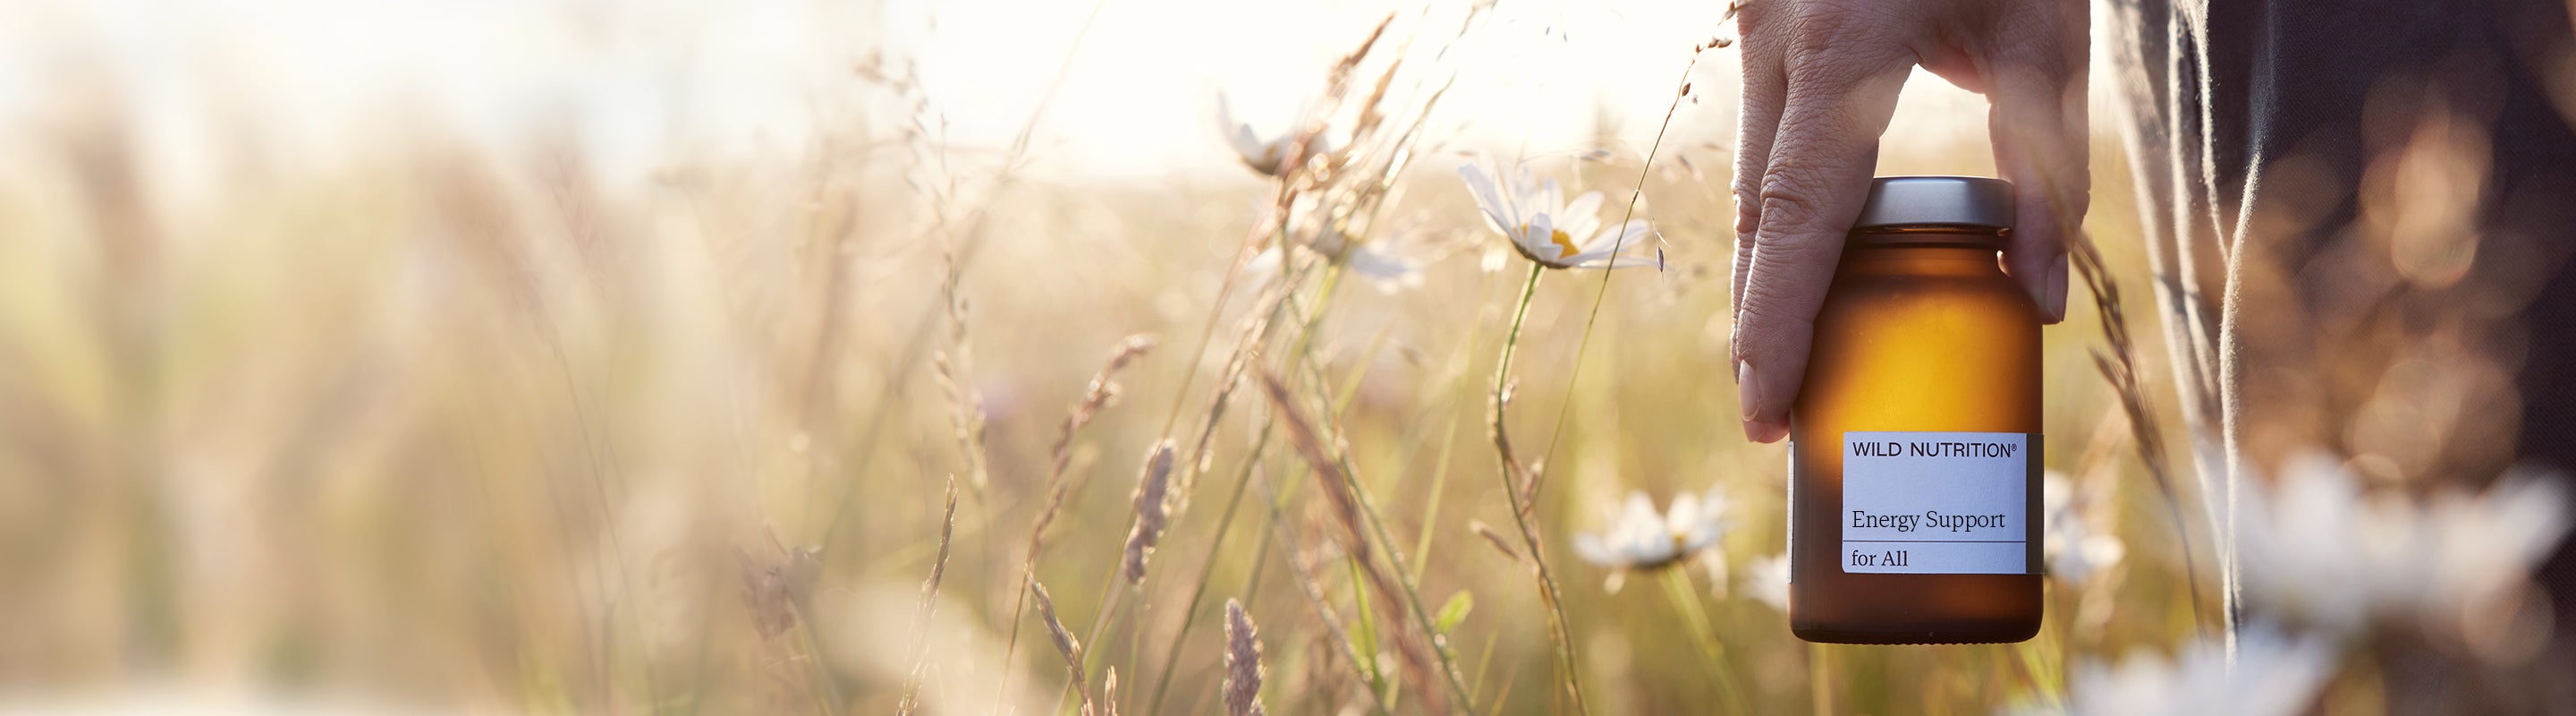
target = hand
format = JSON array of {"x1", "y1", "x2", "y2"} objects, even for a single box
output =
[{"x1": 1729, "y1": 0, "x2": 2088, "y2": 442}]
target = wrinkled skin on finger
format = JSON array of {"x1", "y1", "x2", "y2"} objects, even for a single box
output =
[{"x1": 1727, "y1": 0, "x2": 2087, "y2": 443}]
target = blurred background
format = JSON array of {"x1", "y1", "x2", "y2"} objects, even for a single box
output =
[{"x1": 0, "y1": 0, "x2": 2564, "y2": 713}]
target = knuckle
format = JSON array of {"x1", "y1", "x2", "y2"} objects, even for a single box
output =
[
  {"x1": 1731, "y1": 177, "x2": 1765, "y2": 233},
  {"x1": 1755, "y1": 175, "x2": 1831, "y2": 234},
  {"x1": 1731, "y1": 168, "x2": 1764, "y2": 206},
  {"x1": 1750, "y1": 224, "x2": 1833, "y2": 271}
]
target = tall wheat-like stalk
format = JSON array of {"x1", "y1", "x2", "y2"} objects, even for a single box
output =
[
  {"x1": 1273, "y1": 308, "x2": 1487, "y2": 711},
  {"x1": 1260, "y1": 369, "x2": 1472, "y2": 712},
  {"x1": 931, "y1": 239, "x2": 992, "y2": 497},
  {"x1": 2068, "y1": 229, "x2": 2210, "y2": 634},
  {"x1": 1077, "y1": 7, "x2": 1475, "y2": 697},
  {"x1": 995, "y1": 335, "x2": 1157, "y2": 712},
  {"x1": 894, "y1": 476, "x2": 960, "y2": 716},
  {"x1": 1141, "y1": 421, "x2": 1278, "y2": 714},
  {"x1": 1140, "y1": 260, "x2": 1349, "y2": 714},
  {"x1": 1063, "y1": 253, "x2": 1334, "y2": 714},
  {"x1": 817, "y1": 0, "x2": 1109, "y2": 558},
  {"x1": 1032, "y1": 581, "x2": 1093, "y2": 715},
  {"x1": 1250, "y1": 449, "x2": 1394, "y2": 716}
]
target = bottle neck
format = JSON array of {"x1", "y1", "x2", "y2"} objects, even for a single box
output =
[
  {"x1": 1841, "y1": 226, "x2": 2009, "y2": 276},
  {"x1": 1846, "y1": 225, "x2": 2009, "y2": 250}
]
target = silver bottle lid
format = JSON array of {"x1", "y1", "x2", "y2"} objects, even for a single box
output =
[{"x1": 1851, "y1": 176, "x2": 2014, "y2": 230}]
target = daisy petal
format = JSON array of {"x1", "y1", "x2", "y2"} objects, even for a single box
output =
[
  {"x1": 1536, "y1": 177, "x2": 1563, "y2": 221},
  {"x1": 1558, "y1": 191, "x2": 1606, "y2": 240},
  {"x1": 1459, "y1": 164, "x2": 1515, "y2": 234}
]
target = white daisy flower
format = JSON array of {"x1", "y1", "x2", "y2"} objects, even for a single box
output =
[
  {"x1": 1573, "y1": 485, "x2": 1729, "y2": 571},
  {"x1": 1458, "y1": 161, "x2": 1657, "y2": 270},
  {"x1": 1244, "y1": 203, "x2": 1445, "y2": 293},
  {"x1": 2014, "y1": 623, "x2": 2338, "y2": 716},
  {"x1": 1218, "y1": 90, "x2": 1328, "y2": 178},
  {"x1": 2236, "y1": 451, "x2": 2571, "y2": 636},
  {"x1": 1244, "y1": 242, "x2": 1421, "y2": 294},
  {"x1": 1296, "y1": 208, "x2": 1427, "y2": 292},
  {"x1": 2043, "y1": 471, "x2": 2126, "y2": 585}
]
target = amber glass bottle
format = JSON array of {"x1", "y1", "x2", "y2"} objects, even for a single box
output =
[{"x1": 1787, "y1": 176, "x2": 2042, "y2": 644}]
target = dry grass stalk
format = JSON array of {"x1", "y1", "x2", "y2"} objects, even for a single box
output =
[
  {"x1": 1062, "y1": 10, "x2": 1484, "y2": 714},
  {"x1": 1127, "y1": 20, "x2": 1479, "y2": 659},
  {"x1": 1122, "y1": 440, "x2": 1179, "y2": 584},
  {"x1": 1469, "y1": 519, "x2": 1523, "y2": 564},
  {"x1": 1257, "y1": 366, "x2": 1428, "y2": 703},
  {"x1": 1055, "y1": 334, "x2": 1160, "y2": 483},
  {"x1": 894, "y1": 476, "x2": 960, "y2": 716},
  {"x1": 1254, "y1": 464, "x2": 1392, "y2": 715},
  {"x1": 1258, "y1": 371, "x2": 1371, "y2": 559},
  {"x1": 933, "y1": 242, "x2": 991, "y2": 493},
  {"x1": 997, "y1": 334, "x2": 1159, "y2": 708},
  {"x1": 1182, "y1": 285, "x2": 1297, "y2": 495},
  {"x1": 1032, "y1": 581, "x2": 1093, "y2": 715},
  {"x1": 1073, "y1": 259, "x2": 1331, "y2": 716},
  {"x1": 1224, "y1": 600, "x2": 1268, "y2": 716},
  {"x1": 1257, "y1": 13, "x2": 1392, "y2": 181},
  {"x1": 2068, "y1": 230, "x2": 2208, "y2": 629},
  {"x1": 1257, "y1": 370, "x2": 1461, "y2": 713},
  {"x1": 1153, "y1": 7, "x2": 1415, "y2": 470},
  {"x1": 1103, "y1": 668, "x2": 1121, "y2": 716}
]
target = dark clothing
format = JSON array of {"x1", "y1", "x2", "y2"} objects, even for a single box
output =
[{"x1": 2107, "y1": 0, "x2": 2576, "y2": 703}]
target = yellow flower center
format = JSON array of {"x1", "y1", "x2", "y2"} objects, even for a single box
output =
[{"x1": 1549, "y1": 228, "x2": 1578, "y2": 259}]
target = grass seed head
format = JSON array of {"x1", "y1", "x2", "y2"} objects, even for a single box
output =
[
  {"x1": 1224, "y1": 599, "x2": 1267, "y2": 716},
  {"x1": 1032, "y1": 581, "x2": 1092, "y2": 712},
  {"x1": 1122, "y1": 439, "x2": 1179, "y2": 584}
]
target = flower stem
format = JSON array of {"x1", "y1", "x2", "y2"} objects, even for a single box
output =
[
  {"x1": 1809, "y1": 643, "x2": 1836, "y2": 715},
  {"x1": 1488, "y1": 261, "x2": 1590, "y2": 716},
  {"x1": 1656, "y1": 569, "x2": 1748, "y2": 714}
]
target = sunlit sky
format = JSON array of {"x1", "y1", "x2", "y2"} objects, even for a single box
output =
[{"x1": 0, "y1": 0, "x2": 1996, "y2": 203}]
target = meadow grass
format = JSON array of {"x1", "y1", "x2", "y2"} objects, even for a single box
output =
[{"x1": 4, "y1": 4, "x2": 2569, "y2": 715}]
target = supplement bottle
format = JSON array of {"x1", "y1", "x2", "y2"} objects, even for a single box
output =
[{"x1": 1787, "y1": 176, "x2": 2043, "y2": 644}]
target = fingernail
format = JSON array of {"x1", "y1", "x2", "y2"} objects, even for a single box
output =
[
  {"x1": 1743, "y1": 418, "x2": 1790, "y2": 444},
  {"x1": 2040, "y1": 257, "x2": 2069, "y2": 323},
  {"x1": 1736, "y1": 359, "x2": 1758, "y2": 421}
]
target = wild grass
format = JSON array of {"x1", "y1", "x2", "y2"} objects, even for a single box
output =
[
  {"x1": 4, "y1": 3, "x2": 2568, "y2": 715},
  {"x1": 1223, "y1": 599, "x2": 1268, "y2": 716},
  {"x1": 894, "y1": 476, "x2": 958, "y2": 716}
]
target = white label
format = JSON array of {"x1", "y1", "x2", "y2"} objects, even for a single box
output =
[{"x1": 1841, "y1": 431, "x2": 2035, "y2": 575}]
